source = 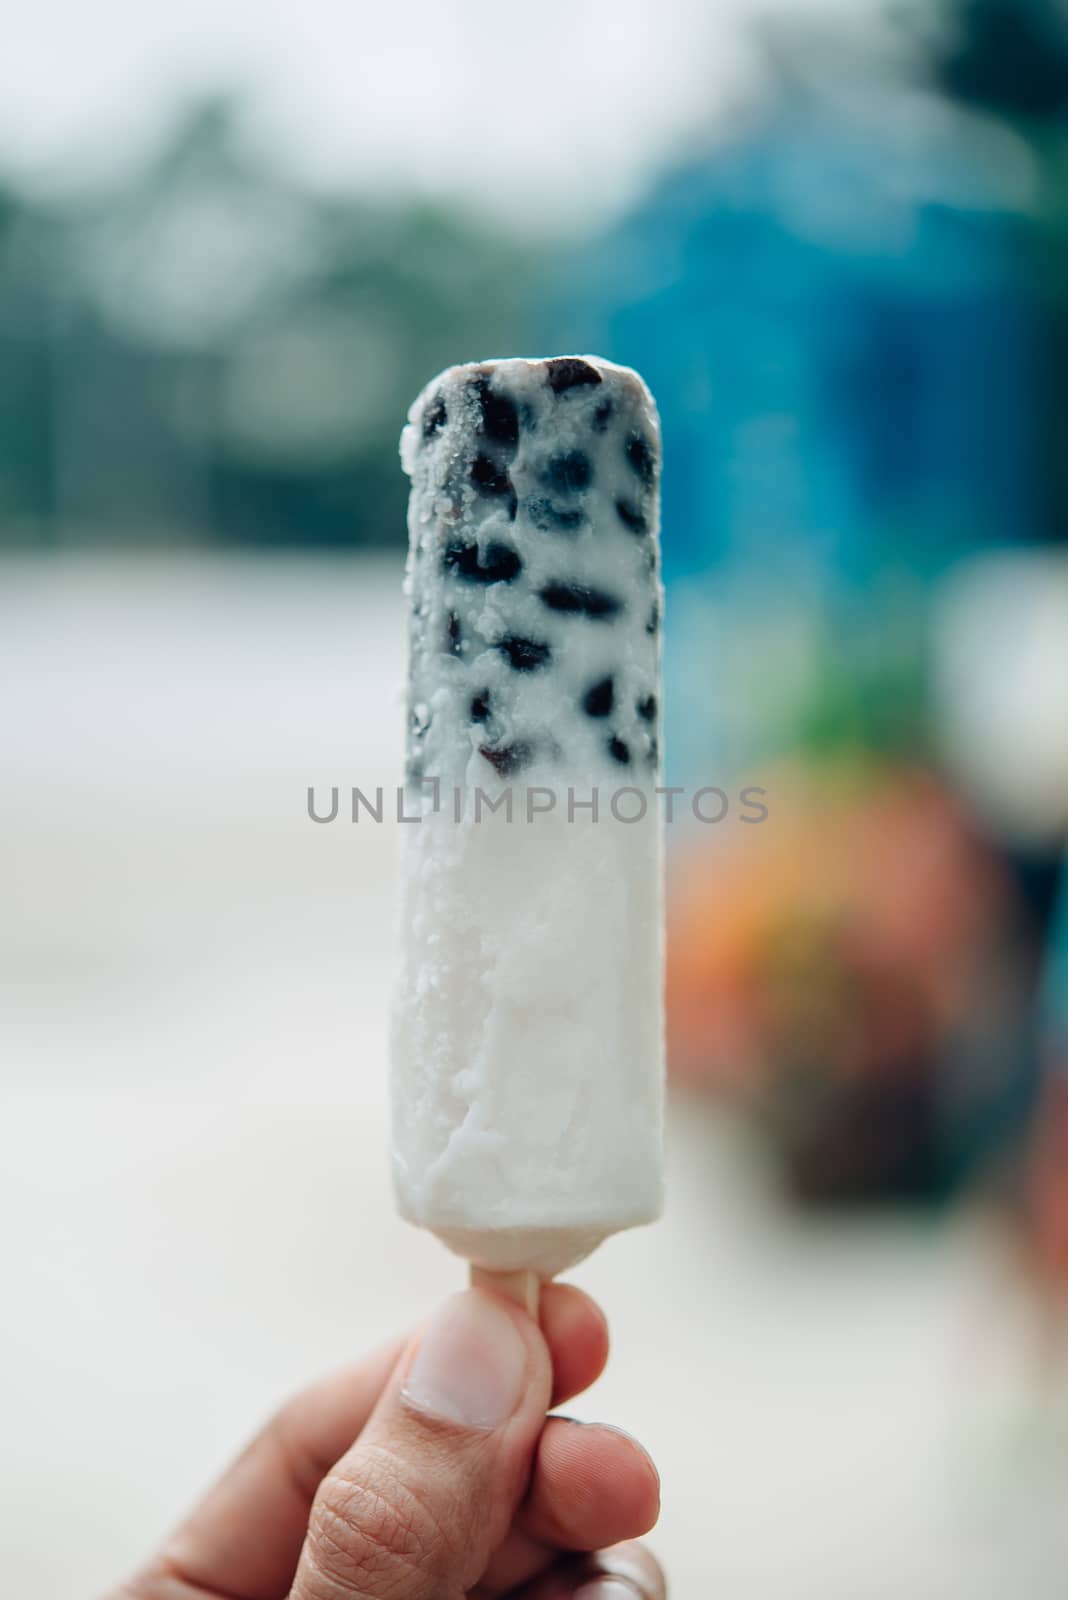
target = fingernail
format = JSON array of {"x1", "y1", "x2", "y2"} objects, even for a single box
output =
[
  {"x1": 574, "y1": 1582, "x2": 644, "y2": 1600},
  {"x1": 402, "y1": 1290, "x2": 528, "y2": 1430}
]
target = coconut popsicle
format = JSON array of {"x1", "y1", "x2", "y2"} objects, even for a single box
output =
[{"x1": 391, "y1": 356, "x2": 664, "y2": 1279}]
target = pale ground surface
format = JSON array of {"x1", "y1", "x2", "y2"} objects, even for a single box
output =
[{"x1": 4, "y1": 554, "x2": 1068, "y2": 1599}]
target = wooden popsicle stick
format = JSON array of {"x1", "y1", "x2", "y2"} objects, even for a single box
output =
[{"x1": 469, "y1": 1265, "x2": 541, "y2": 1319}]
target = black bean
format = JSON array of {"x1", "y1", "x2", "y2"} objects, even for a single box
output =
[
  {"x1": 545, "y1": 357, "x2": 603, "y2": 393},
  {"x1": 539, "y1": 581, "x2": 622, "y2": 620},
  {"x1": 625, "y1": 431, "x2": 656, "y2": 484},
  {"x1": 443, "y1": 539, "x2": 522, "y2": 584},
  {"x1": 497, "y1": 635, "x2": 552, "y2": 672},
  {"x1": 637, "y1": 694, "x2": 657, "y2": 723},
  {"x1": 583, "y1": 676, "x2": 614, "y2": 718},
  {"x1": 646, "y1": 600, "x2": 660, "y2": 635},
  {"x1": 527, "y1": 497, "x2": 585, "y2": 534},
  {"x1": 446, "y1": 611, "x2": 463, "y2": 656},
  {"x1": 607, "y1": 736, "x2": 631, "y2": 765},
  {"x1": 615, "y1": 498, "x2": 647, "y2": 536},
  {"x1": 422, "y1": 394, "x2": 447, "y2": 439},
  {"x1": 544, "y1": 450, "x2": 592, "y2": 495},
  {"x1": 479, "y1": 741, "x2": 534, "y2": 778},
  {"x1": 469, "y1": 455, "x2": 518, "y2": 519},
  {"x1": 471, "y1": 455, "x2": 515, "y2": 497},
  {"x1": 592, "y1": 400, "x2": 613, "y2": 431},
  {"x1": 470, "y1": 690, "x2": 492, "y2": 723},
  {"x1": 473, "y1": 378, "x2": 519, "y2": 448}
]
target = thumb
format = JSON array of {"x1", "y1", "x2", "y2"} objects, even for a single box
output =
[{"x1": 290, "y1": 1286, "x2": 552, "y2": 1599}]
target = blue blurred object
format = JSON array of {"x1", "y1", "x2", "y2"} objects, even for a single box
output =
[
  {"x1": 553, "y1": 90, "x2": 1042, "y2": 592},
  {"x1": 542, "y1": 87, "x2": 1047, "y2": 791}
]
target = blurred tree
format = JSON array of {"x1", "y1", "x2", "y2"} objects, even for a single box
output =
[
  {"x1": 0, "y1": 186, "x2": 56, "y2": 534},
  {"x1": 211, "y1": 189, "x2": 541, "y2": 547},
  {"x1": 0, "y1": 96, "x2": 542, "y2": 550},
  {"x1": 934, "y1": 0, "x2": 1068, "y2": 121},
  {"x1": 931, "y1": 0, "x2": 1068, "y2": 544}
]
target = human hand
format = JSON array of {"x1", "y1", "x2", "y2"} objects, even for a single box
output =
[{"x1": 109, "y1": 1283, "x2": 664, "y2": 1599}]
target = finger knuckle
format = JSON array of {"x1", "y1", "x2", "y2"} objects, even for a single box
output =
[
  {"x1": 595, "y1": 1539, "x2": 667, "y2": 1600},
  {"x1": 307, "y1": 1445, "x2": 457, "y2": 1598}
]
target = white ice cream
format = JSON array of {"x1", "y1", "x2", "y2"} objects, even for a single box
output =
[{"x1": 391, "y1": 356, "x2": 664, "y2": 1275}]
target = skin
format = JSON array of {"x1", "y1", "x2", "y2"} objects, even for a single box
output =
[{"x1": 108, "y1": 1283, "x2": 666, "y2": 1600}]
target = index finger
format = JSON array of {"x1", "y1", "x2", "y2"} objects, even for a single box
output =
[
  {"x1": 155, "y1": 1334, "x2": 405, "y2": 1599},
  {"x1": 118, "y1": 1284, "x2": 609, "y2": 1600}
]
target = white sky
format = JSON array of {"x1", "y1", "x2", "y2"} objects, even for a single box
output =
[{"x1": 2, "y1": 0, "x2": 892, "y2": 224}]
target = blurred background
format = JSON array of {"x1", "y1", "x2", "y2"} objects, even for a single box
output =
[{"x1": 4, "y1": 0, "x2": 1068, "y2": 1594}]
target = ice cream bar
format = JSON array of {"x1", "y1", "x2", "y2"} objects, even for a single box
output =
[{"x1": 391, "y1": 356, "x2": 664, "y2": 1277}]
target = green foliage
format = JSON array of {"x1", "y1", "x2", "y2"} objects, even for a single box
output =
[
  {"x1": 934, "y1": 0, "x2": 1068, "y2": 122},
  {"x1": 0, "y1": 98, "x2": 542, "y2": 548},
  {"x1": 928, "y1": 1, "x2": 1068, "y2": 541}
]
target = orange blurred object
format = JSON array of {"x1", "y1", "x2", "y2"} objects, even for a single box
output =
[{"x1": 665, "y1": 761, "x2": 1029, "y2": 1200}]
